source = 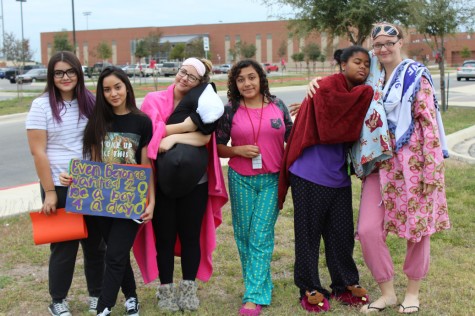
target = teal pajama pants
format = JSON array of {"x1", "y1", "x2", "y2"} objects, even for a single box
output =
[{"x1": 228, "y1": 168, "x2": 279, "y2": 305}]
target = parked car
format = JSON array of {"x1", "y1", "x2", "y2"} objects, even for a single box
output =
[
  {"x1": 14, "y1": 68, "x2": 48, "y2": 84},
  {"x1": 91, "y1": 62, "x2": 113, "y2": 76},
  {"x1": 154, "y1": 63, "x2": 163, "y2": 76},
  {"x1": 456, "y1": 60, "x2": 475, "y2": 81},
  {"x1": 0, "y1": 68, "x2": 17, "y2": 80},
  {"x1": 161, "y1": 62, "x2": 182, "y2": 77},
  {"x1": 212, "y1": 64, "x2": 233, "y2": 74},
  {"x1": 262, "y1": 63, "x2": 279, "y2": 73}
]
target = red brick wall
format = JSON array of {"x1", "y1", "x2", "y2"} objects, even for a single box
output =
[{"x1": 40, "y1": 22, "x2": 475, "y2": 67}]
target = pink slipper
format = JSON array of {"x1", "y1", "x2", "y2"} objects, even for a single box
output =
[
  {"x1": 331, "y1": 288, "x2": 370, "y2": 306},
  {"x1": 300, "y1": 296, "x2": 330, "y2": 313},
  {"x1": 238, "y1": 304, "x2": 262, "y2": 316}
]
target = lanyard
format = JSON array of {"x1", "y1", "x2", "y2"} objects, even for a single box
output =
[{"x1": 243, "y1": 97, "x2": 264, "y2": 146}]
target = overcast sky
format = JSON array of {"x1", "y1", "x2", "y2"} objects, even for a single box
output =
[{"x1": 2, "y1": 0, "x2": 294, "y2": 62}]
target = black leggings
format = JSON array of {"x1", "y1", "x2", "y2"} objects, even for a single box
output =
[
  {"x1": 43, "y1": 186, "x2": 106, "y2": 302},
  {"x1": 152, "y1": 182, "x2": 208, "y2": 284}
]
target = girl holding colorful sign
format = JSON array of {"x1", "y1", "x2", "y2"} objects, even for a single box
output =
[
  {"x1": 62, "y1": 66, "x2": 154, "y2": 316},
  {"x1": 26, "y1": 51, "x2": 106, "y2": 316}
]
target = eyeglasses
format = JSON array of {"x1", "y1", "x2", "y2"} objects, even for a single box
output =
[
  {"x1": 372, "y1": 40, "x2": 400, "y2": 50},
  {"x1": 177, "y1": 68, "x2": 200, "y2": 83},
  {"x1": 54, "y1": 68, "x2": 77, "y2": 79},
  {"x1": 371, "y1": 24, "x2": 399, "y2": 39}
]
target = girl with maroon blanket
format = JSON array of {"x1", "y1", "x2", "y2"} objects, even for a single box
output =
[{"x1": 279, "y1": 46, "x2": 373, "y2": 313}]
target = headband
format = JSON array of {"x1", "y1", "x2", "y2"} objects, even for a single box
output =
[
  {"x1": 182, "y1": 58, "x2": 206, "y2": 77},
  {"x1": 371, "y1": 24, "x2": 399, "y2": 39}
]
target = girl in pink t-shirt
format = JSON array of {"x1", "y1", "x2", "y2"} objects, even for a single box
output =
[{"x1": 216, "y1": 59, "x2": 293, "y2": 316}]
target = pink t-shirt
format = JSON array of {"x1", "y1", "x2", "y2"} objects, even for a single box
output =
[{"x1": 228, "y1": 102, "x2": 286, "y2": 176}]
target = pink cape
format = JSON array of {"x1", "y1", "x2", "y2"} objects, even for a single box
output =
[{"x1": 132, "y1": 85, "x2": 228, "y2": 283}]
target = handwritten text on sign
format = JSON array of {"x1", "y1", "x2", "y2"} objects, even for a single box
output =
[{"x1": 65, "y1": 159, "x2": 151, "y2": 219}]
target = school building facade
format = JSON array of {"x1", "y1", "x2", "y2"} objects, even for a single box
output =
[{"x1": 40, "y1": 21, "x2": 475, "y2": 67}]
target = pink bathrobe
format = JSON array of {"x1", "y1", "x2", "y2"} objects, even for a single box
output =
[{"x1": 132, "y1": 84, "x2": 228, "y2": 283}]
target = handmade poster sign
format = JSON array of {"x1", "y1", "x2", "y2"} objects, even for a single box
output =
[{"x1": 65, "y1": 159, "x2": 151, "y2": 220}]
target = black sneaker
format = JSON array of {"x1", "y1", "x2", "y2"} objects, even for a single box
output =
[
  {"x1": 124, "y1": 297, "x2": 140, "y2": 316},
  {"x1": 48, "y1": 299, "x2": 72, "y2": 316}
]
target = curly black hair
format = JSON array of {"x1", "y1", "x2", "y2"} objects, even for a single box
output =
[{"x1": 226, "y1": 59, "x2": 275, "y2": 112}]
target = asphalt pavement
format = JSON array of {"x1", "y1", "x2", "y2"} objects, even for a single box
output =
[{"x1": 1, "y1": 84, "x2": 474, "y2": 218}]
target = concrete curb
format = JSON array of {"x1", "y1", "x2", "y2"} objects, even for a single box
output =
[{"x1": 446, "y1": 125, "x2": 475, "y2": 164}]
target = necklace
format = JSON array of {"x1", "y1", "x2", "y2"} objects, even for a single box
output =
[{"x1": 243, "y1": 97, "x2": 264, "y2": 146}]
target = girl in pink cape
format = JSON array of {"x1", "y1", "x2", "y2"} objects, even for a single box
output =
[{"x1": 132, "y1": 57, "x2": 228, "y2": 313}]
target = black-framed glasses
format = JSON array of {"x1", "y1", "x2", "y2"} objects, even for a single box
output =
[
  {"x1": 54, "y1": 68, "x2": 77, "y2": 79},
  {"x1": 371, "y1": 25, "x2": 399, "y2": 39},
  {"x1": 177, "y1": 68, "x2": 200, "y2": 83},
  {"x1": 372, "y1": 39, "x2": 400, "y2": 50}
]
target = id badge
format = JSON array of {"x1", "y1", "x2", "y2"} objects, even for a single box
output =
[{"x1": 252, "y1": 154, "x2": 262, "y2": 169}]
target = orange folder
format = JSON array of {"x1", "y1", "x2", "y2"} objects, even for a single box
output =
[{"x1": 29, "y1": 208, "x2": 88, "y2": 245}]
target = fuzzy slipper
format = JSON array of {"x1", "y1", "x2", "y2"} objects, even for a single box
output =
[
  {"x1": 331, "y1": 285, "x2": 369, "y2": 306},
  {"x1": 239, "y1": 304, "x2": 262, "y2": 316},
  {"x1": 300, "y1": 291, "x2": 330, "y2": 313}
]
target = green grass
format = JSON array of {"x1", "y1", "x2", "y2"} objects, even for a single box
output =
[
  {"x1": 0, "y1": 159, "x2": 473, "y2": 315},
  {"x1": 0, "y1": 85, "x2": 474, "y2": 316}
]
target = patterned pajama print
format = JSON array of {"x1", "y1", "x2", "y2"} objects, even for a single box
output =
[
  {"x1": 290, "y1": 173, "x2": 360, "y2": 298},
  {"x1": 228, "y1": 168, "x2": 279, "y2": 305}
]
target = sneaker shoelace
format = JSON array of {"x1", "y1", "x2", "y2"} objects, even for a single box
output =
[
  {"x1": 125, "y1": 297, "x2": 138, "y2": 311},
  {"x1": 52, "y1": 301, "x2": 70, "y2": 314}
]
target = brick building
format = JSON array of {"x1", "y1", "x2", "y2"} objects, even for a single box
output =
[{"x1": 40, "y1": 21, "x2": 475, "y2": 67}]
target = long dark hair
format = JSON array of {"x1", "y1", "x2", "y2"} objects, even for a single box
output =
[
  {"x1": 45, "y1": 51, "x2": 95, "y2": 123},
  {"x1": 83, "y1": 66, "x2": 141, "y2": 162},
  {"x1": 227, "y1": 59, "x2": 275, "y2": 112}
]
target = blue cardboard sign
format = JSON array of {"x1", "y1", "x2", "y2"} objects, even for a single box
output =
[{"x1": 65, "y1": 159, "x2": 151, "y2": 219}]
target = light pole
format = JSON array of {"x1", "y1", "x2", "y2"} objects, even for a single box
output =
[
  {"x1": 16, "y1": 0, "x2": 26, "y2": 71},
  {"x1": 83, "y1": 11, "x2": 91, "y2": 30},
  {"x1": 1, "y1": 0, "x2": 5, "y2": 59},
  {"x1": 71, "y1": 0, "x2": 76, "y2": 54}
]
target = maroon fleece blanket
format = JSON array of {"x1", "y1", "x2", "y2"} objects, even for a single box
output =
[{"x1": 278, "y1": 73, "x2": 373, "y2": 209}]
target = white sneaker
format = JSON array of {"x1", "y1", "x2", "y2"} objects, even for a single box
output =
[
  {"x1": 48, "y1": 299, "x2": 72, "y2": 316},
  {"x1": 88, "y1": 296, "x2": 99, "y2": 313},
  {"x1": 96, "y1": 307, "x2": 111, "y2": 316},
  {"x1": 124, "y1": 297, "x2": 140, "y2": 316}
]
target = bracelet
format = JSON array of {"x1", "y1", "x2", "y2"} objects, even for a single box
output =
[{"x1": 45, "y1": 189, "x2": 56, "y2": 192}]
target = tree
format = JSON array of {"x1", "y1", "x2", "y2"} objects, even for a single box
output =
[
  {"x1": 159, "y1": 41, "x2": 172, "y2": 61},
  {"x1": 240, "y1": 42, "x2": 257, "y2": 58},
  {"x1": 278, "y1": 39, "x2": 287, "y2": 61},
  {"x1": 169, "y1": 43, "x2": 185, "y2": 60},
  {"x1": 184, "y1": 38, "x2": 205, "y2": 58},
  {"x1": 302, "y1": 42, "x2": 321, "y2": 72},
  {"x1": 409, "y1": 0, "x2": 475, "y2": 111},
  {"x1": 134, "y1": 40, "x2": 149, "y2": 63},
  {"x1": 2, "y1": 32, "x2": 34, "y2": 65},
  {"x1": 291, "y1": 52, "x2": 305, "y2": 71},
  {"x1": 144, "y1": 31, "x2": 162, "y2": 60},
  {"x1": 460, "y1": 47, "x2": 472, "y2": 59},
  {"x1": 262, "y1": 0, "x2": 410, "y2": 45},
  {"x1": 53, "y1": 31, "x2": 73, "y2": 53},
  {"x1": 96, "y1": 41, "x2": 112, "y2": 61},
  {"x1": 228, "y1": 45, "x2": 240, "y2": 62}
]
